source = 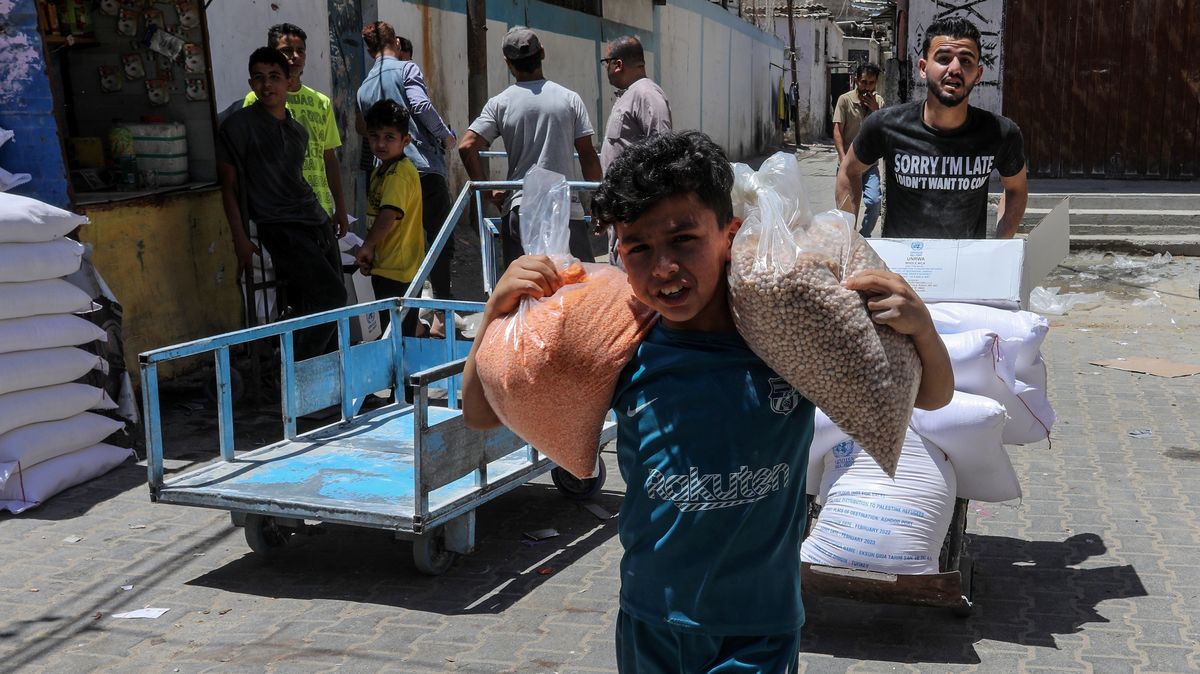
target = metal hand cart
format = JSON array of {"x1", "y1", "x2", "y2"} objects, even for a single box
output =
[
  {"x1": 140, "y1": 178, "x2": 606, "y2": 575},
  {"x1": 801, "y1": 496, "x2": 975, "y2": 617}
]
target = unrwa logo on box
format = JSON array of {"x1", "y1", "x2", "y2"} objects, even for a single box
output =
[{"x1": 910, "y1": 241, "x2": 924, "y2": 252}]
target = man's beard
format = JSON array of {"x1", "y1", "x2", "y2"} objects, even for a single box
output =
[{"x1": 927, "y1": 75, "x2": 972, "y2": 107}]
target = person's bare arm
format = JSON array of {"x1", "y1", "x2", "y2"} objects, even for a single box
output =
[
  {"x1": 355, "y1": 109, "x2": 367, "y2": 137},
  {"x1": 843, "y1": 269, "x2": 954, "y2": 410},
  {"x1": 324, "y1": 149, "x2": 349, "y2": 237},
  {"x1": 832, "y1": 122, "x2": 846, "y2": 163},
  {"x1": 356, "y1": 208, "x2": 400, "y2": 275},
  {"x1": 834, "y1": 145, "x2": 871, "y2": 214},
  {"x1": 218, "y1": 161, "x2": 260, "y2": 277},
  {"x1": 458, "y1": 130, "x2": 504, "y2": 204},
  {"x1": 995, "y1": 166, "x2": 1029, "y2": 239},
  {"x1": 463, "y1": 255, "x2": 563, "y2": 429},
  {"x1": 575, "y1": 135, "x2": 602, "y2": 182}
]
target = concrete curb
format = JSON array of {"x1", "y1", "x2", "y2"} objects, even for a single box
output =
[{"x1": 1069, "y1": 234, "x2": 1200, "y2": 256}]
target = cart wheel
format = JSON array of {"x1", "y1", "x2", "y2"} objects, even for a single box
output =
[
  {"x1": 952, "y1": 557, "x2": 975, "y2": 618},
  {"x1": 244, "y1": 514, "x2": 293, "y2": 557},
  {"x1": 412, "y1": 529, "x2": 457, "y2": 575},
  {"x1": 551, "y1": 461, "x2": 606, "y2": 501}
]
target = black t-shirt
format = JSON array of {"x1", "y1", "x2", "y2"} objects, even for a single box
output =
[
  {"x1": 217, "y1": 104, "x2": 327, "y2": 228},
  {"x1": 853, "y1": 101, "x2": 1025, "y2": 239}
]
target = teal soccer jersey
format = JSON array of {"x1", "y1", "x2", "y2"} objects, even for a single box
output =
[{"x1": 611, "y1": 323, "x2": 815, "y2": 636}]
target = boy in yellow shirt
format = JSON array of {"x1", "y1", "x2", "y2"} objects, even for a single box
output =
[{"x1": 359, "y1": 99, "x2": 425, "y2": 335}]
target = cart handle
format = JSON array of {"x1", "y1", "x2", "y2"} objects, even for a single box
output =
[{"x1": 408, "y1": 357, "x2": 467, "y2": 388}]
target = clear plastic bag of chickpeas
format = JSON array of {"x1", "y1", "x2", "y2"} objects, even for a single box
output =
[{"x1": 727, "y1": 152, "x2": 920, "y2": 477}]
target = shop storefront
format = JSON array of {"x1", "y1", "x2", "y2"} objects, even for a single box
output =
[{"x1": 1, "y1": 0, "x2": 243, "y2": 378}]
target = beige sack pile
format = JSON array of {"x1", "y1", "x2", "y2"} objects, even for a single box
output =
[
  {"x1": 728, "y1": 154, "x2": 921, "y2": 476},
  {"x1": 476, "y1": 262, "x2": 657, "y2": 478}
]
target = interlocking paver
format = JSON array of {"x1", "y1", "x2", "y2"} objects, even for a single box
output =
[{"x1": 6, "y1": 243, "x2": 1200, "y2": 671}]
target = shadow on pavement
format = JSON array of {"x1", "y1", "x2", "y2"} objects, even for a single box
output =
[
  {"x1": 186, "y1": 481, "x2": 623, "y2": 614},
  {"x1": 0, "y1": 461, "x2": 148, "y2": 522},
  {"x1": 800, "y1": 532, "x2": 1147, "y2": 665}
]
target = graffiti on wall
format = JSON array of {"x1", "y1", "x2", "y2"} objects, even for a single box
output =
[{"x1": 908, "y1": 0, "x2": 1004, "y2": 113}]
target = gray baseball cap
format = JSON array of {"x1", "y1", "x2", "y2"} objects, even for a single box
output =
[{"x1": 502, "y1": 26, "x2": 541, "y2": 59}]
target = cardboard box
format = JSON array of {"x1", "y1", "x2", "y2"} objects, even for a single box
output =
[
  {"x1": 343, "y1": 269, "x2": 382, "y2": 343},
  {"x1": 866, "y1": 198, "x2": 1070, "y2": 309}
]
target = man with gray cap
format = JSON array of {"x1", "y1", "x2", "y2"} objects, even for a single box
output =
[{"x1": 459, "y1": 26, "x2": 603, "y2": 266}]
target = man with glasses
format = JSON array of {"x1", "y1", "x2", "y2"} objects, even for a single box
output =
[
  {"x1": 598, "y1": 35, "x2": 672, "y2": 267},
  {"x1": 599, "y1": 36, "x2": 672, "y2": 172}
]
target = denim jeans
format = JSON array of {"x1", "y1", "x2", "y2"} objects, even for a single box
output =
[{"x1": 860, "y1": 164, "x2": 882, "y2": 237}]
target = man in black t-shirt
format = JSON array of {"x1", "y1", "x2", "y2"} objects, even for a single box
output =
[
  {"x1": 218, "y1": 47, "x2": 346, "y2": 359},
  {"x1": 835, "y1": 17, "x2": 1028, "y2": 239}
]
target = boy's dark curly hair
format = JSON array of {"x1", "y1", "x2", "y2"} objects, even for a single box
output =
[
  {"x1": 364, "y1": 99, "x2": 410, "y2": 135},
  {"x1": 592, "y1": 131, "x2": 733, "y2": 229}
]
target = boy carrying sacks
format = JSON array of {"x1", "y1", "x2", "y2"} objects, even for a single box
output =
[
  {"x1": 463, "y1": 131, "x2": 954, "y2": 673},
  {"x1": 359, "y1": 99, "x2": 425, "y2": 336}
]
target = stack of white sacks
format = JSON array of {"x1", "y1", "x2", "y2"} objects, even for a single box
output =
[
  {"x1": 0, "y1": 193, "x2": 132, "y2": 514},
  {"x1": 801, "y1": 302, "x2": 1053, "y2": 574}
]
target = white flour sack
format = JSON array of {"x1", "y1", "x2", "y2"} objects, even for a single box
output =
[
  {"x1": 910, "y1": 391, "x2": 1021, "y2": 502},
  {"x1": 0, "y1": 347, "x2": 108, "y2": 396},
  {"x1": 0, "y1": 192, "x2": 87, "y2": 244},
  {"x1": 0, "y1": 238, "x2": 85, "y2": 282},
  {"x1": 802, "y1": 428, "x2": 956, "y2": 575},
  {"x1": 0, "y1": 279, "x2": 94, "y2": 320},
  {"x1": 0, "y1": 383, "x2": 117, "y2": 437},
  {"x1": 938, "y1": 330, "x2": 1055, "y2": 445},
  {"x1": 0, "y1": 314, "x2": 107, "y2": 354},
  {"x1": 0, "y1": 411, "x2": 125, "y2": 477},
  {"x1": 929, "y1": 302, "x2": 1048, "y2": 380},
  {"x1": 807, "y1": 407, "x2": 850, "y2": 496},
  {"x1": 0, "y1": 442, "x2": 133, "y2": 514},
  {"x1": 729, "y1": 153, "x2": 920, "y2": 477}
]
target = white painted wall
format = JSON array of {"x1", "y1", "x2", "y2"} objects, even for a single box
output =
[
  {"x1": 775, "y1": 13, "x2": 841, "y2": 141},
  {"x1": 206, "y1": 0, "x2": 784, "y2": 183},
  {"x1": 907, "y1": 0, "x2": 1004, "y2": 113},
  {"x1": 843, "y1": 36, "x2": 881, "y2": 68},
  {"x1": 206, "y1": 0, "x2": 332, "y2": 113}
]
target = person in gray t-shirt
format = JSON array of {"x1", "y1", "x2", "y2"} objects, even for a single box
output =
[
  {"x1": 458, "y1": 26, "x2": 602, "y2": 267},
  {"x1": 599, "y1": 35, "x2": 672, "y2": 268}
]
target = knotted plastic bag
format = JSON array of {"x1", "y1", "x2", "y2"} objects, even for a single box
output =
[
  {"x1": 727, "y1": 152, "x2": 921, "y2": 477},
  {"x1": 476, "y1": 167, "x2": 657, "y2": 478}
]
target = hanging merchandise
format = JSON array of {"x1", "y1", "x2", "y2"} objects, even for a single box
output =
[
  {"x1": 99, "y1": 0, "x2": 120, "y2": 17},
  {"x1": 176, "y1": 0, "x2": 200, "y2": 30},
  {"x1": 98, "y1": 65, "x2": 123, "y2": 93},
  {"x1": 142, "y1": 8, "x2": 165, "y2": 33},
  {"x1": 184, "y1": 77, "x2": 208, "y2": 102},
  {"x1": 145, "y1": 79, "x2": 170, "y2": 106},
  {"x1": 61, "y1": 0, "x2": 94, "y2": 37},
  {"x1": 147, "y1": 27, "x2": 185, "y2": 62},
  {"x1": 117, "y1": 8, "x2": 139, "y2": 37},
  {"x1": 183, "y1": 44, "x2": 205, "y2": 74},
  {"x1": 121, "y1": 53, "x2": 145, "y2": 80}
]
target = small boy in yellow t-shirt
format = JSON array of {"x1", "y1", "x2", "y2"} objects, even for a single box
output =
[{"x1": 359, "y1": 99, "x2": 425, "y2": 335}]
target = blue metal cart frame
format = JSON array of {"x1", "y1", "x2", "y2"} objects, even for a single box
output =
[{"x1": 140, "y1": 179, "x2": 608, "y2": 574}]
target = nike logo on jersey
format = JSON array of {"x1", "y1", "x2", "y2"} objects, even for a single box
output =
[{"x1": 625, "y1": 398, "x2": 656, "y2": 417}]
